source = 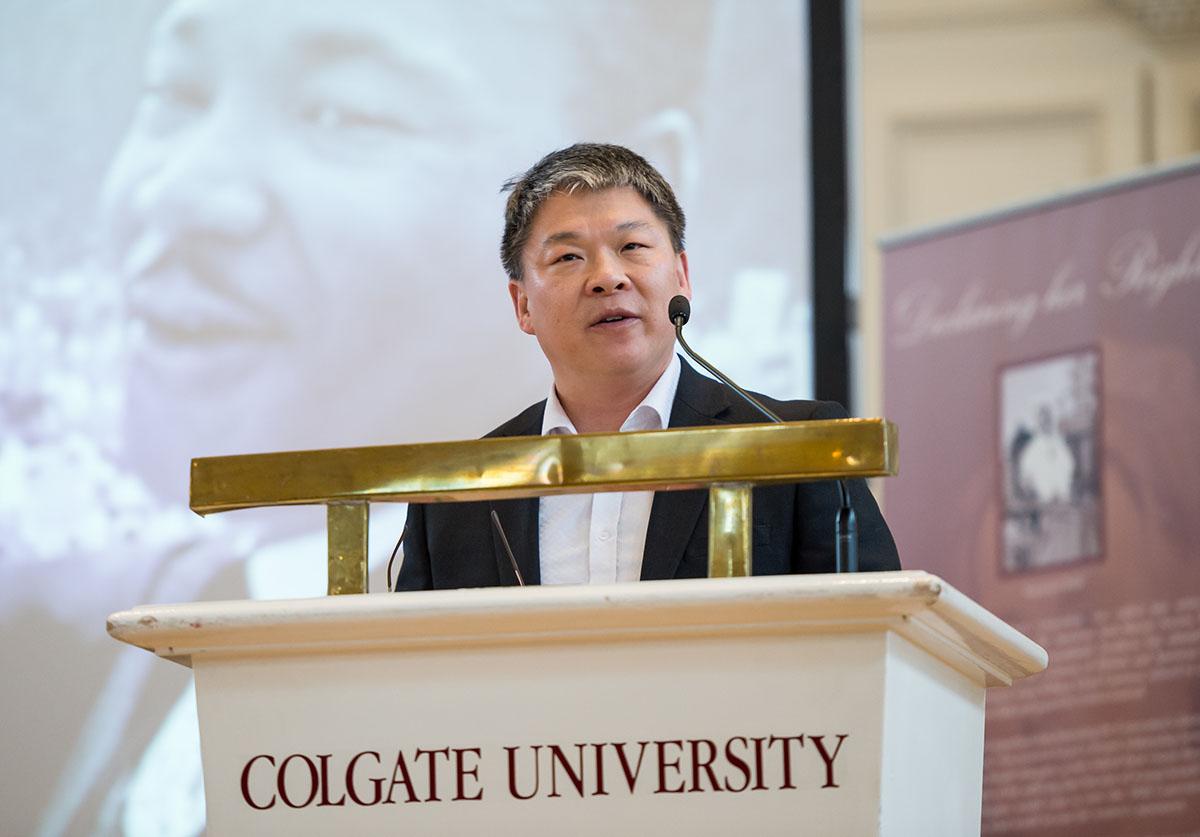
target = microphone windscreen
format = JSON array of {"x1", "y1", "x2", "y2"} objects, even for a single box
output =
[{"x1": 668, "y1": 295, "x2": 691, "y2": 325}]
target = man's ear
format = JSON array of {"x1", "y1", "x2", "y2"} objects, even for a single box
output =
[
  {"x1": 677, "y1": 251, "x2": 692, "y2": 298},
  {"x1": 508, "y1": 279, "x2": 535, "y2": 335}
]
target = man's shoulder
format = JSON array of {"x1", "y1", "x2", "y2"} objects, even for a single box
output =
[
  {"x1": 483, "y1": 400, "x2": 547, "y2": 438},
  {"x1": 479, "y1": 363, "x2": 852, "y2": 438},
  {"x1": 674, "y1": 359, "x2": 849, "y2": 426},
  {"x1": 757, "y1": 392, "x2": 849, "y2": 422}
]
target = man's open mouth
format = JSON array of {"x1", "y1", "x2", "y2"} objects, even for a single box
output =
[{"x1": 592, "y1": 311, "x2": 638, "y2": 326}]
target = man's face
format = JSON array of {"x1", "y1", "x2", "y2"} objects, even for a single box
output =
[
  {"x1": 509, "y1": 186, "x2": 691, "y2": 395},
  {"x1": 99, "y1": 0, "x2": 514, "y2": 487}
]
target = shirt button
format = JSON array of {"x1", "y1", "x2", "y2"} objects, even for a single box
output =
[{"x1": 598, "y1": 530, "x2": 612, "y2": 541}]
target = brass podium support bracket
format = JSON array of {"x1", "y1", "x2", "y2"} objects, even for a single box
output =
[
  {"x1": 189, "y1": 419, "x2": 898, "y2": 595},
  {"x1": 708, "y1": 483, "x2": 752, "y2": 578},
  {"x1": 327, "y1": 502, "x2": 369, "y2": 595}
]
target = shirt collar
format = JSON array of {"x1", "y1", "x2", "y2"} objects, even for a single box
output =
[{"x1": 542, "y1": 354, "x2": 682, "y2": 436}]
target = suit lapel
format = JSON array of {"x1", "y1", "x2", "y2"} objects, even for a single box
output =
[
  {"x1": 488, "y1": 401, "x2": 545, "y2": 586},
  {"x1": 640, "y1": 360, "x2": 733, "y2": 580}
]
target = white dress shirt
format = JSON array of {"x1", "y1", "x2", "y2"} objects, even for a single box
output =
[{"x1": 538, "y1": 354, "x2": 681, "y2": 585}]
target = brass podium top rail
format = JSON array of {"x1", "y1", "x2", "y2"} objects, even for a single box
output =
[{"x1": 190, "y1": 419, "x2": 897, "y2": 515}]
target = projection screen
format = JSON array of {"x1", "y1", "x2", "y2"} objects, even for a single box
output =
[{"x1": 0, "y1": 1, "x2": 813, "y2": 832}]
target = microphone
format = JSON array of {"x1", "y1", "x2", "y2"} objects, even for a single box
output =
[
  {"x1": 667, "y1": 294, "x2": 691, "y2": 326},
  {"x1": 669, "y1": 295, "x2": 782, "y2": 423},
  {"x1": 668, "y1": 294, "x2": 858, "y2": 573}
]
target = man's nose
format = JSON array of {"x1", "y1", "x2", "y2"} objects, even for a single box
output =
[
  {"x1": 587, "y1": 250, "x2": 629, "y2": 294},
  {"x1": 128, "y1": 109, "x2": 269, "y2": 242}
]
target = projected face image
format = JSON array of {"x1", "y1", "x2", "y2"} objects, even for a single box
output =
[
  {"x1": 2, "y1": 3, "x2": 819, "y2": 834},
  {"x1": 99, "y1": 0, "x2": 508, "y2": 487}
]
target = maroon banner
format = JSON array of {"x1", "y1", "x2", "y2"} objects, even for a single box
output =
[{"x1": 883, "y1": 160, "x2": 1200, "y2": 835}]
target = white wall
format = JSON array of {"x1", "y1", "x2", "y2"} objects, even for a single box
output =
[{"x1": 857, "y1": 0, "x2": 1200, "y2": 449}]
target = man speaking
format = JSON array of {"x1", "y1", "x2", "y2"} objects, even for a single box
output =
[{"x1": 396, "y1": 143, "x2": 898, "y2": 590}]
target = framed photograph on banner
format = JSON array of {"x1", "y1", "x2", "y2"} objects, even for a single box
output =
[{"x1": 998, "y1": 348, "x2": 1103, "y2": 574}]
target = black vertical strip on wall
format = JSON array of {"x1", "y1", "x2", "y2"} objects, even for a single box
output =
[{"x1": 808, "y1": 0, "x2": 851, "y2": 411}]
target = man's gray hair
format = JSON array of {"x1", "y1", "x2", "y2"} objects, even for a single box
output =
[{"x1": 500, "y1": 143, "x2": 686, "y2": 281}]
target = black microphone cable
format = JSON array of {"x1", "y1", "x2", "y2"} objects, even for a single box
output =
[
  {"x1": 386, "y1": 520, "x2": 408, "y2": 592},
  {"x1": 388, "y1": 511, "x2": 527, "y2": 589},
  {"x1": 669, "y1": 294, "x2": 858, "y2": 573},
  {"x1": 490, "y1": 509, "x2": 526, "y2": 587}
]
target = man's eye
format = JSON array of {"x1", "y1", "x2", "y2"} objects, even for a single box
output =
[
  {"x1": 555, "y1": 253, "x2": 582, "y2": 263},
  {"x1": 299, "y1": 103, "x2": 409, "y2": 143},
  {"x1": 138, "y1": 81, "x2": 211, "y2": 134},
  {"x1": 622, "y1": 242, "x2": 647, "y2": 251}
]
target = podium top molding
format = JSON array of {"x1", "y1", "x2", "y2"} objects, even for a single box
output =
[
  {"x1": 190, "y1": 418, "x2": 898, "y2": 515},
  {"x1": 107, "y1": 571, "x2": 1045, "y2": 688}
]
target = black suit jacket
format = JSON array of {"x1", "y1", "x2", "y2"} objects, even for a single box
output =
[{"x1": 395, "y1": 360, "x2": 899, "y2": 590}]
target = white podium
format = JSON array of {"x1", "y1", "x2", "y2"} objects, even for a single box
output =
[{"x1": 107, "y1": 571, "x2": 1046, "y2": 835}]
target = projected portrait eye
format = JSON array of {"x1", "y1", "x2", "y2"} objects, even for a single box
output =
[
  {"x1": 296, "y1": 71, "x2": 417, "y2": 159},
  {"x1": 289, "y1": 34, "x2": 471, "y2": 163},
  {"x1": 300, "y1": 102, "x2": 406, "y2": 136},
  {"x1": 131, "y1": 10, "x2": 214, "y2": 137},
  {"x1": 138, "y1": 79, "x2": 211, "y2": 136}
]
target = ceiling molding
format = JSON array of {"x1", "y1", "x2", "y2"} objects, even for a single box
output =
[{"x1": 1107, "y1": 0, "x2": 1200, "y2": 39}]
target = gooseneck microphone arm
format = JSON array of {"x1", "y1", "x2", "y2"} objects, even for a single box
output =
[
  {"x1": 668, "y1": 295, "x2": 858, "y2": 573},
  {"x1": 669, "y1": 295, "x2": 783, "y2": 423}
]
